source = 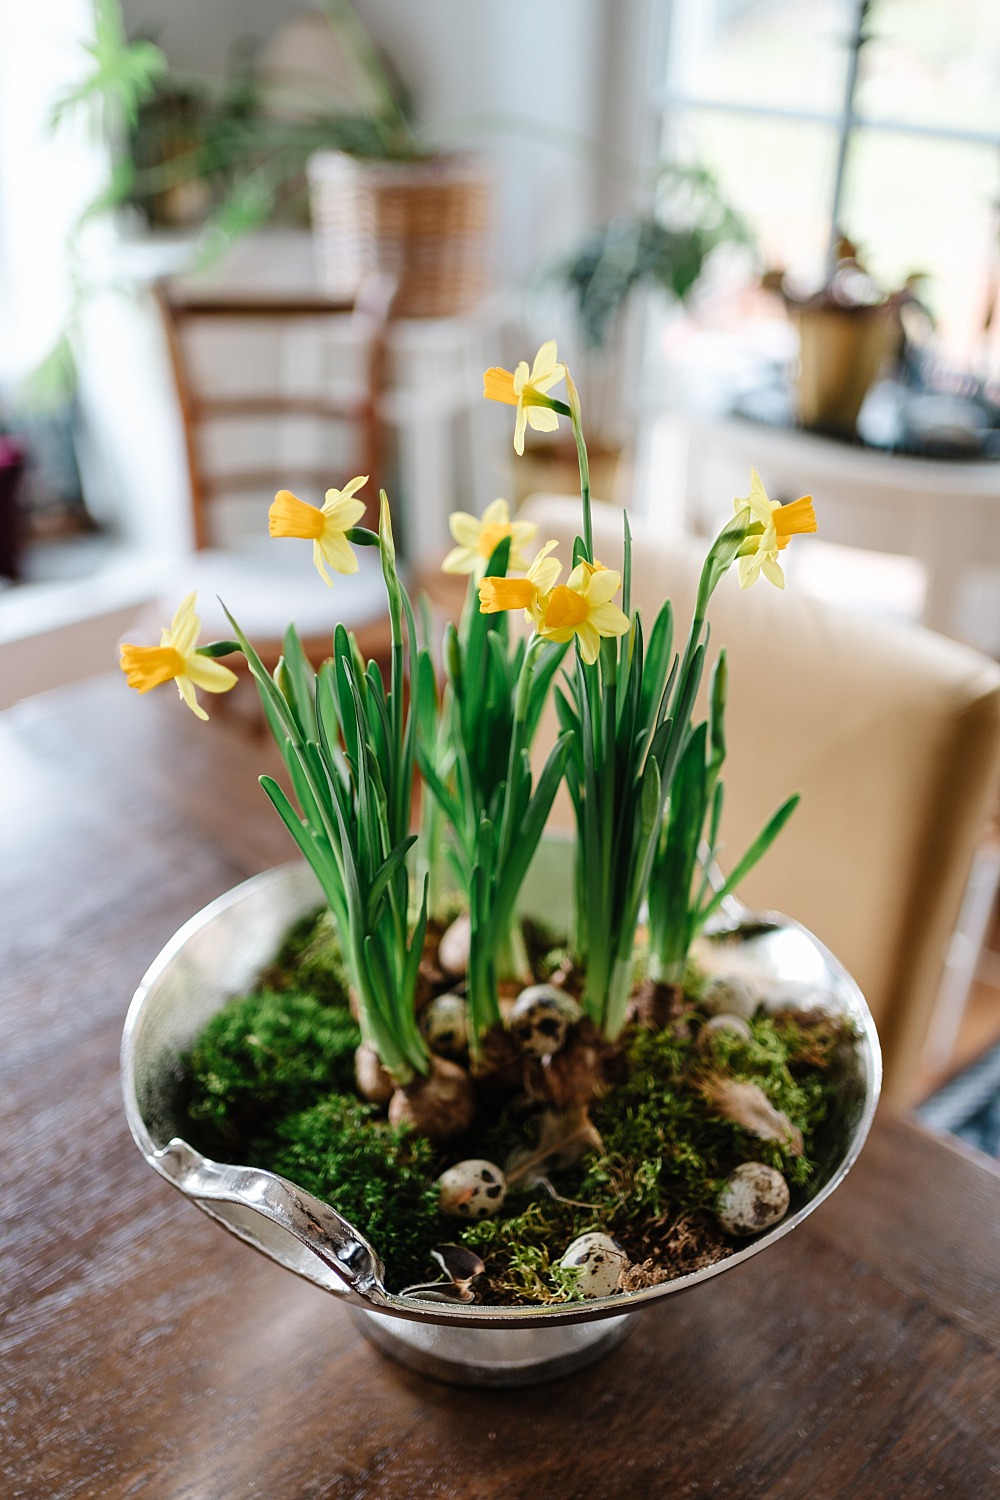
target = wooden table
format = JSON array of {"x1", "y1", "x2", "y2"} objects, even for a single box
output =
[{"x1": 3, "y1": 675, "x2": 1000, "y2": 1500}]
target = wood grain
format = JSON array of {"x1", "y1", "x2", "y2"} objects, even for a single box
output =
[{"x1": 3, "y1": 676, "x2": 999, "y2": 1500}]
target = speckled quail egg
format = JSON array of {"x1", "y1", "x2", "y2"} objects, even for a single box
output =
[
  {"x1": 702, "y1": 973, "x2": 758, "y2": 1020},
  {"x1": 436, "y1": 1159, "x2": 508, "y2": 1220},
  {"x1": 701, "y1": 1013, "x2": 753, "y2": 1044},
  {"x1": 509, "y1": 985, "x2": 581, "y2": 1057},
  {"x1": 559, "y1": 1232, "x2": 627, "y2": 1299},
  {"x1": 419, "y1": 992, "x2": 469, "y2": 1060},
  {"x1": 716, "y1": 1162, "x2": 790, "y2": 1236},
  {"x1": 437, "y1": 913, "x2": 470, "y2": 976}
]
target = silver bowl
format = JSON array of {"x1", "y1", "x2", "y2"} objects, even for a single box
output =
[{"x1": 121, "y1": 850, "x2": 881, "y2": 1387}]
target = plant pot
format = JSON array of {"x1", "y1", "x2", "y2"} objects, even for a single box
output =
[
  {"x1": 793, "y1": 303, "x2": 901, "y2": 437},
  {"x1": 122, "y1": 847, "x2": 880, "y2": 1388},
  {"x1": 307, "y1": 151, "x2": 491, "y2": 319}
]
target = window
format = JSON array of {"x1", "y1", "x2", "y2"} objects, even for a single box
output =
[{"x1": 658, "y1": 0, "x2": 1000, "y2": 370}]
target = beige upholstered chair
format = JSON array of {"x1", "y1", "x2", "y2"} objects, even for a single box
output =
[{"x1": 522, "y1": 494, "x2": 1000, "y2": 1106}]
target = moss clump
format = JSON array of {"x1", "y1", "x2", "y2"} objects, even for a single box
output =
[
  {"x1": 183, "y1": 987, "x2": 361, "y2": 1156},
  {"x1": 261, "y1": 909, "x2": 351, "y2": 1007},
  {"x1": 580, "y1": 1010, "x2": 833, "y2": 1239},
  {"x1": 260, "y1": 1097, "x2": 445, "y2": 1290},
  {"x1": 460, "y1": 1197, "x2": 599, "y2": 1304}
]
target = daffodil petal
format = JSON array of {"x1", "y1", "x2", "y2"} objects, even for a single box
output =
[
  {"x1": 312, "y1": 540, "x2": 333, "y2": 586},
  {"x1": 176, "y1": 675, "x2": 209, "y2": 720},
  {"x1": 481, "y1": 498, "x2": 510, "y2": 527},
  {"x1": 585, "y1": 569, "x2": 622, "y2": 607},
  {"x1": 761, "y1": 555, "x2": 786, "y2": 589},
  {"x1": 338, "y1": 474, "x2": 368, "y2": 500},
  {"x1": 577, "y1": 621, "x2": 601, "y2": 664},
  {"x1": 514, "y1": 406, "x2": 528, "y2": 456},
  {"x1": 441, "y1": 545, "x2": 477, "y2": 575},
  {"x1": 184, "y1": 654, "x2": 239, "y2": 693},
  {"x1": 531, "y1": 340, "x2": 559, "y2": 382},
  {"x1": 526, "y1": 406, "x2": 560, "y2": 435},
  {"x1": 447, "y1": 512, "x2": 480, "y2": 549},
  {"x1": 590, "y1": 602, "x2": 630, "y2": 637},
  {"x1": 169, "y1": 593, "x2": 201, "y2": 656},
  {"x1": 320, "y1": 530, "x2": 359, "y2": 575},
  {"x1": 323, "y1": 494, "x2": 366, "y2": 531}
]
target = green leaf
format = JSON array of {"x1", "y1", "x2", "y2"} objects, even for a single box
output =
[
  {"x1": 278, "y1": 624, "x2": 319, "y2": 743},
  {"x1": 699, "y1": 793, "x2": 801, "y2": 926},
  {"x1": 368, "y1": 834, "x2": 418, "y2": 928}
]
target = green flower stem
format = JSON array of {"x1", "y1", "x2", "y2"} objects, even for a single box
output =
[{"x1": 564, "y1": 375, "x2": 593, "y2": 562}]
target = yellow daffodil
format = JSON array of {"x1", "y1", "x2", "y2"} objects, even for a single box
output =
[
  {"x1": 441, "y1": 498, "x2": 538, "y2": 577},
  {"x1": 483, "y1": 339, "x2": 567, "y2": 455},
  {"x1": 268, "y1": 476, "x2": 368, "y2": 586},
  {"x1": 120, "y1": 593, "x2": 237, "y2": 721},
  {"x1": 478, "y1": 540, "x2": 562, "y2": 627},
  {"x1": 538, "y1": 559, "x2": 630, "y2": 665},
  {"x1": 734, "y1": 469, "x2": 817, "y2": 590}
]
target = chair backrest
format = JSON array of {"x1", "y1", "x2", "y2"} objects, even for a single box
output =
[
  {"x1": 522, "y1": 493, "x2": 1000, "y2": 1105},
  {"x1": 155, "y1": 274, "x2": 395, "y2": 550}
]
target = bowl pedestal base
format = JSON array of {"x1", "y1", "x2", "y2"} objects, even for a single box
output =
[{"x1": 352, "y1": 1305, "x2": 640, "y2": 1388}]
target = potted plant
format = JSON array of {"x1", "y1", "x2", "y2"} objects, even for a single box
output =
[{"x1": 120, "y1": 340, "x2": 879, "y2": 1385}]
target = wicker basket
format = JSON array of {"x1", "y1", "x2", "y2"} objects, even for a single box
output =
[{"x1": 308, "y1": 151, "x2": 491, "y2": 319}]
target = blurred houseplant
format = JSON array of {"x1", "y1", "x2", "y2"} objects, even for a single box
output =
[
  {"x1": 519, "y1": 164, "x2": 749, "y2": 501},
  {"x1": 58, "y1": 0, "x2": 490, "y2": 317}
]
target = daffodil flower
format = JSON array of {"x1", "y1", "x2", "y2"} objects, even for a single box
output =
[
  {"x1": 483, "y1": 340, "x2": 567, "y2": 455},
  {"x1": 538, "y1": 559, "x2": 630, "y2": 665},
  {"x1": 478, "y1": 540, "x2": 562, "y2": 627},
  {"x1": 268, "y1": 477, "x2": 368, "y2": 586},
  {"x1": 120, "y1": 593, "x2": 238, "y2": 721},
  {"x1": 734, "y1": 469, "x2": 817, "y2": 590},
  {"x1": 441, "y1": 497, "x2": 538, "y2": 577}
]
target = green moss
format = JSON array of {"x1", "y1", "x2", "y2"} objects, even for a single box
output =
[
  {"x1": 460, "y1": 1197, "x2": 599, "y2": 1304},
  {"x1": 183, "y1": 987, "x2": 361, "y2": 1156},
  {"x1": 258, "y1": 1097, "x2": 445, "y2": 1291},
  {"x1": 261, "y1": 908, "x2": 351, "y2": 1007},
  {"x1": 179, "y1": 909, "x2": 856, "y2": 1299}
]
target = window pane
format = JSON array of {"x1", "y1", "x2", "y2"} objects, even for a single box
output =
[
  {"x1": 856, "y1": 0, "x2": 1000, "y2": 136},
  {"x1": 665, "y1": 109, "x2": 840, "y2": 282},
  {"x1": 666, "y1": 0, "x2": 855, "y2": 116},
  {"x1": 841, "y1": 131, "x2": 1000, "y2": 365}
]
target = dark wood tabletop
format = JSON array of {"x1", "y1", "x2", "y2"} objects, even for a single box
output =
[{"x1": 3, "y1": 674, "x2": 999, "y2": 1500}]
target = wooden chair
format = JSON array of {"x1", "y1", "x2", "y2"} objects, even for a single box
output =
[{"x1": 154, "y1": 273, "x2": 397, "y2": 672}]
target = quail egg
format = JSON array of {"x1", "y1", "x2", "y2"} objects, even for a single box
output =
[
  {"x1": 559, "y1": 1232, "x2": 626, "y2": 1299},
  {"x1": 701, "y1": 1013, "x2": 753, "y2": 1044},
  {"x1": 509, "y1": 984, "x2": 581, "y2": 1057},
  {"x1": 419, "y1": 992, "x2": 469, "y2": 1060},
  {"x1": 436, "y1": 1159, "x2": 508, "y2": 1220},
  {"x1": 702, "y1": 973, "x2": 758, "y2": 1020},
  {"x1": 437, "y1": 913, "x2": 471, "y2": 976},
  {"x1": 716, "y1": 1162, "x2": 790, "y2": 1236}
]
